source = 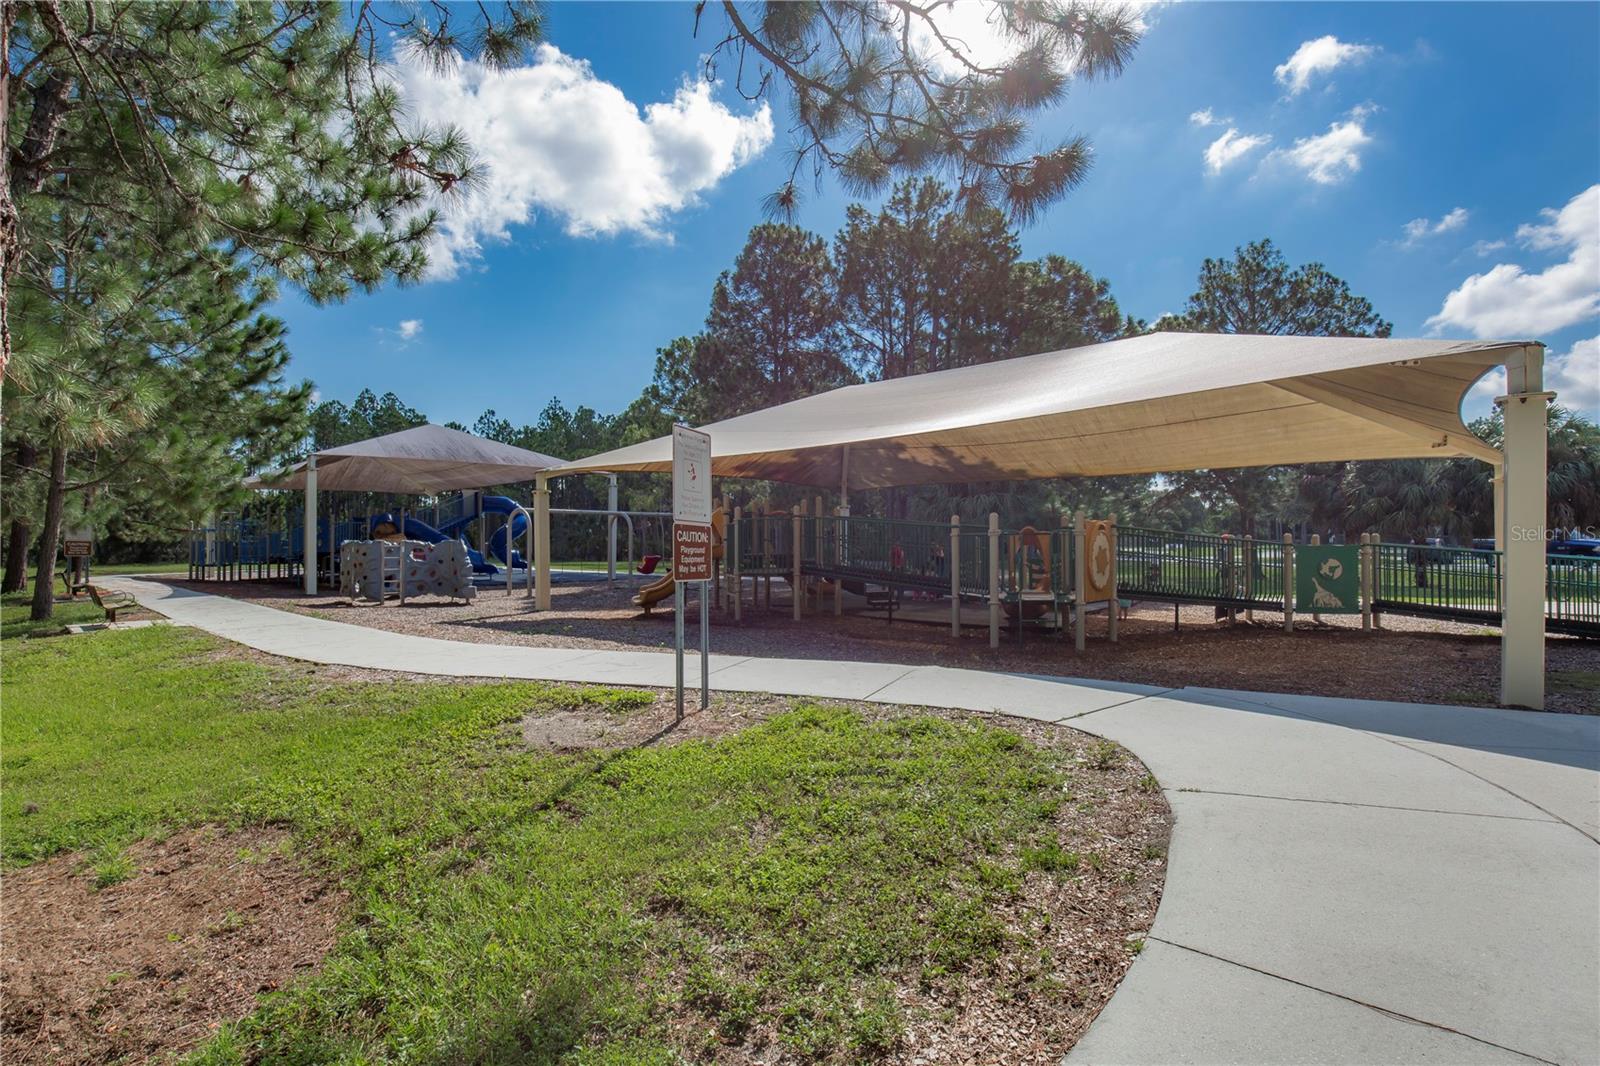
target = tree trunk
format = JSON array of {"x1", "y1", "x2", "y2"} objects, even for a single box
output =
[
  {"x1": 1, "y1": 4, "x2": 75, "y2": 387},
  {"x1": 2, "y1": 519, "x2": 30, "y2": 593},
  {"x1": 0, "y1": 3, "x2": 16, "y2": 386},
  {"x1": 29, "y1": 442, "x2": 67, "y2": 620},
  {"x1": 2, "y1": 438, "x2": 39, "y2": 592}
]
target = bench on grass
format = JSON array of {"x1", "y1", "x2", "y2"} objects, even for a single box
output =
[{"x1": 86, "y1": 584, "x2": 137, "y2": 622}]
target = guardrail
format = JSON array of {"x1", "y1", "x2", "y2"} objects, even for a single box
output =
[
  {"x1": 1115, "y1": 526, "x2": 1285, "y2": 610},
  {"x1": 1371, "y1": 542, "x2": 1501, "y2": 622}
]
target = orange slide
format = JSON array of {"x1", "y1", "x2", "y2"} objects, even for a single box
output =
[{"x1": 634, "y1": 508, "x2": 726, "y2": 614}]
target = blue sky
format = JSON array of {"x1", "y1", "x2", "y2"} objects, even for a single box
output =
[{"x1": 273, "y1": 2, "x2": 1600, "y2": 426}]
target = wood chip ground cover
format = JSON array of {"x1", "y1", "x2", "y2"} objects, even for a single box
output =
[
  {"x1": 1, "y1": 627, "x2": 1169, "y2": 1064},
  {"x1": 199, "y1": 578, "x2": 1600, "y2": 714}
]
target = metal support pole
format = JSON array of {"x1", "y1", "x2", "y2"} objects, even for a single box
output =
[
  {"x1": 607, "y1": 475, "x2": 619, "y2": 584},
  {"x1": 1074, "y1": 511, "x2": 1087, "y2": 653},
  {"x1": 988, "y1": 512, "x2": 1000, "y2": 649},
  {"x1": 699, "y1": 580, "x2": 709, "y2": 709},
  {"x1": 674, "y1": 578, "x2": 685, "y2": 721},
  {"x1": 302, "y1": 457, "x2": 317, "y2": 594},
  {"x1": 525, "y1": 508, "x2": 535, "y2": 598},
  {"x1": 1283, "y1": 533, "x2": 1295, "y2": 632},
  {"x1": 950, "y1": 514, "x2": 960, "y2": 637}
]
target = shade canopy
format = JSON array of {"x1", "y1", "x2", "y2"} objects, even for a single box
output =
[
  {"x1": 248, "y1": 424, "x2": 564, "y2": 494},
  {"x1": 551, "y1": 333, "x2": 1527, "y2": 489}
]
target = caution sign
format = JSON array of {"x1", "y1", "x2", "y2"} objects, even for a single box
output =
[
  {"x1": 673, "y1": 521, "x2": 713, "y2": 583},
  {"x1": 1296, "y1": 544, "x2": 1360, "y2": 614},
  {"x1": 1082, "y1": 520, "x2": 1115, "y2": 603}
]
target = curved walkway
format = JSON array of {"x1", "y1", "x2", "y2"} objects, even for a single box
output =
[{"x1": 112, "y1": 578, "x2": 1600, "y2": 1065}]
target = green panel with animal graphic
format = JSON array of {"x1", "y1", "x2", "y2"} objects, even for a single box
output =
[{"x1": 1296, "y1": 544, "x2": 1361, "y2": 614}]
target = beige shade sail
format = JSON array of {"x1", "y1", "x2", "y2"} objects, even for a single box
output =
[
  {"x1": 550, "y1": 333, "x2": 1527, "y2": 489},
  {"x1": 247, "y1": 424, "x2": 565, "y2": 494}
]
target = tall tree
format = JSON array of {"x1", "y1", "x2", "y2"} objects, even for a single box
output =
[
  {"x1": 1154, "y1": 239, "x2": 1393, "y2": 534},
  {"x1": 704, "y1": 1, "x2": 1141, "y2": 221},
  {"x1": 701, "y1": 222, "x2": 854, "y2": 418},
  {"x1": 307, "y1": 390, "x2": 428, "y2": 451},
  {"x1": 3, "y1": 217, "x2": 306, "y2": 617},
  {"x1": 1157, "y1": 239, "x2": 1392, "y2": 338},
  {"x1": 1, "y1": 1, "x2": 545, "y2": 386},
  {"x1": 1009, "y1": 254, "x2": 1134, "y2": 353},
  {"x1": 835, "y1": 177, "x2": 1018, "y2": 379}
]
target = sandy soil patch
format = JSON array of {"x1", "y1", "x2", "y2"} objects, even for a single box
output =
[{"x1": 0, "y1": 827, "x2": 343, "y2": 1066}]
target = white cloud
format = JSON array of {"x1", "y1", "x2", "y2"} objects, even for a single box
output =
[
  {"x1": 1426, "y1": 185, "x2": 1600, "y2": 338},
  {"x1": 396, "y1": 318, "x2": 424, "y2": 341},
  {"x1": 394, "y1": 45, "x2": 774, "y2": 277},
  {"x1": 1204, "y1": 128, "x2": 1271, "y2": 174},
  {"x1": 1399, "y1": 206, "x2": 1468, "y2": 247},
  {"x1": 1471, "y1": 239, "x2": 1508, "y2": 257},
  {"x1": 904, "y1": 2, "x2": 1160, "y2": 75},
  {"x1": 1466, "y1": 336, "x2": 1600, "y2": 418},
  {"x1": 1190, "y1": 107, "x2": 1219, "y2": 127},
  {"x1": 1276, "y1": 114, "x2": 1372, "y2": 184},
  {"x1": 1274, "y1": 35, "x2": 1377, "y2": 96}
]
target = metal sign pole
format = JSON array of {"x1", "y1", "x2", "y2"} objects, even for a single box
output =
[
  {"x1": 675, "y1": 579, "x2": 686, "y2": 721},
  {"x1": 700, "y1": 580, "x2": 709, "y2": 708},
  {"x1": 671, "y1": 424, "x2": 713, "y2": 721}
]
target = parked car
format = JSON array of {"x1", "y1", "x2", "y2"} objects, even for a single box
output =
[{"x1": 1550, "y1": 537, "x2": 1600, "y2": 562}]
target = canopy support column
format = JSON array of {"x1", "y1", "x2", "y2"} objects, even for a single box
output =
[
  {"x1": 534, "y1": 476, "x2": 552, "y2": 611},
  {"x1": 302, "y1": 456, "x2": 317, "y2": 594},
  {"x1": 1497, "y1": 346, "x2": 1551, "y2": 709},
  {"x1": 607, "y1": 474, "x2": 619, "y2": 583},
  {"x1": 838, "y1": 445, "x2": 850, "y2": 516}
]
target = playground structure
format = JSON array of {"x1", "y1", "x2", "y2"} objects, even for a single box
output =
[
  {"x1": 699, "y1": 502, "x2": 1600, "y2": 647},
  {"x1": 633, "y1": 507, "x2": 727, "y2": 614},
  {"x1": 340, "y1": 538, "x2": 477, "y2": 604},
  {"x1": 187, "y1": 494, "x2": 672, "y2": 593},
  {"x1": 536, "y1": 333, "x2": 1578, "y2": 708}
]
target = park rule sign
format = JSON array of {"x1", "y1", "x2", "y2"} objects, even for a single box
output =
[{"x1": 672, "y1": 425, "x2": 712, "y2": 582}]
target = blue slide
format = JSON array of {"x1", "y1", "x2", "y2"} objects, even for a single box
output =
[
  {"x1": 482, "y1": 496, "x2": 530, "y2": 570},
  {"x1": 370, "y1": 512, "x2": 498, "y2": 575},
  {"x1": 391, "y1": 495, "x2": 531, "y2": 574}
]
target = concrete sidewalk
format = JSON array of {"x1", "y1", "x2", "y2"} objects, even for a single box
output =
[{"x1": 112, "y1": 577, "x2": 1600, "y2": 1065}]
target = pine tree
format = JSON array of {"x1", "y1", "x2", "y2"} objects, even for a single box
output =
[
  {"x1": 705, "y1": 1, "x2": 1142, "y2": 221},
  {"x1": 0, "y1": 0, "x2": 544, "y2": 386},
  {"x1": 1154, "y1": 239, "x2": 1393, "y2": 535}
]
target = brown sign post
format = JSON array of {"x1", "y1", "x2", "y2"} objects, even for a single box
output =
[
  {"x1": 672, "y1": 425, "x2": 713, "y2": 719},
  {"x1": 673, "y1": 521, "x2": 713, "y2": 583}
]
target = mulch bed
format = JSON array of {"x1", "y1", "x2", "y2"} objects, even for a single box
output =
[
  {"x1": 176, "y1": 576, "x2": 1600, "y2": 714},
  {"x1": 0, "y1": 827, "x2": 344, "y2": 1066}
]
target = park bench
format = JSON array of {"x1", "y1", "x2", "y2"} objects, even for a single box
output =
[{"x1": 86, "y1": 584, "x2": 137, "y2": 623}]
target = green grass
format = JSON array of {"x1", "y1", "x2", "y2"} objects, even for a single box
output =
[
  {"x1": 3, "y1": 626, "x2": 1084, "y2": 1063},
  {"x1": 1, "y1": 589, "x2": 105, "y2": 640},
  {"x1": 1548, "y1": 671, "x2": 1600, "y2": 696},
  {"x1": 82, "y1": 560, "x2": 187, "y2": 575}
]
